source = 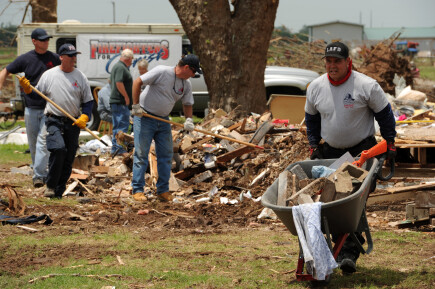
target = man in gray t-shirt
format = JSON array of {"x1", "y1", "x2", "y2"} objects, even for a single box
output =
[
  {"x1": 305, "y1": 42, "x2": 396, "y2": 274},
  {"x1": 31, "y1": 44, "x2": 93, "y2": 199},
  {"x1": 130, "y1": 54, "x2": 201, "y2": 203}
]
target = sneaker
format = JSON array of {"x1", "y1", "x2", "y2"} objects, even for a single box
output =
[
  {"x1": 132, "y1": 192, "x2": 147, "y2": 202},
  {"x1": 33, "y1": 178, "x2": 45, "y2": 188},
  {"x1": 43, "y1": 188, "x2": 56, "y2": 198},
  {"x1": 157, "y1": 192, "x2": 173, "y2": 202}
]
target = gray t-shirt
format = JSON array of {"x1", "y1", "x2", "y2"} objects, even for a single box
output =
[
  {"x1": 305, "y1": 71, "x2": 388, "y2": 148},
  {"x1": 139, "y1": 65, "x2": 194, "y2": 117},
  {"x1": 36, "y1": 66, "x2": 93, "y2": 118}
]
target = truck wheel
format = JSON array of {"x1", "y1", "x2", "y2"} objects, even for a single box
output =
[{"x1": 87, "y1": 104, "x2": 101, "y2": 131}]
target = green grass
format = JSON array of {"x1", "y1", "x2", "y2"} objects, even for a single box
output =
[
  {"x1": 0, "y1": 228, "x2": 433, "y2": 289},
  {"x1": 414, "y1": 57, "x2": 435, "y2": 81},
  {"x1": 0, "y1": 143, "x2": 31, "y2": 166},
  {"x1": 170, "y1": 115, "x2": 202, "y2": 124},
  {"x1": 0, "y1": 47, "x2": 15, "y2": 67},
  {"x1": 419, "y1": 66, "x2": 435, "y2": 81}
]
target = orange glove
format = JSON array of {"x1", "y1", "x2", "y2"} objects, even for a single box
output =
[
  {"x1": 19, "y1": 76, "x2": 32, "y2": 94},
  {"x1": 73, "y1": 114, "x2": 89, "y2": 129}
]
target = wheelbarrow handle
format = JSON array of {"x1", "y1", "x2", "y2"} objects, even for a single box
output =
[{"x1": 375, "y1": 155, "x2": 395, "y2": 181}]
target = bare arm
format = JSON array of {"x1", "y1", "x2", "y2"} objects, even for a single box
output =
[
  {"x1": 183, "y1": 105, "x2": 193, "y2": 119},
  {"x1": 0, "y1": 68, "x2": 10, "y2": 91},
  {"x1": 132, "y1": 77, "x2": 143, "y2": 105},
  {"x1": 115, "y1": 82, "x2": 130, "y2": 106}
]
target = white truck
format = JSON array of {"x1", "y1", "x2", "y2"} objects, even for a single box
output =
[{"x1": 14, "y1": 22, "x2": 319, "y2": 129}]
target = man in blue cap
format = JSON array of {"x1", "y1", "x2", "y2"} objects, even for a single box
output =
[
  {"x1": 20, "y1": 43, "x2": 93, "y2": 199},
  {"x1": 0, "y1": 28, "x2": 60, "y2": 188},
  {"x1": 130, "y1": 54, "x2": 202, "y2": 202}
]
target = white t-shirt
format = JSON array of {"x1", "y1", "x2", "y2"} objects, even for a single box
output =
[
  {"x1": 139, "y1": 65, "x2": 194, "y2": 117},
  {"x1": 305, "y1": 71, "x2": 388, "y2": 148},
  {"x1": 36, "y1": 66, "x2": 93, "y2": 118}
]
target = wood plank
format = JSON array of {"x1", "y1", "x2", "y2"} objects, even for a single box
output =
[
  {"x1": 90, "y1": 166, "x2": 109, "y2": 173},
  {"x1": 216, "y1": 146, "x2": 254, "y2": 164},
  {"x1": 386, "y1": 182, "x2": 435, "y2": 193},
  {"x1": 182, "y1": 137, "x2": 213, "y2": 154},
  {"x1": 367, "y1": 191, "x2": 416, "y2": 205},
  {"x1": 390, "y1": 168, "x2": 435, "y2": 178},
  {"x1": 174, "y1": 165, "x2": 206, "y2": 180}
]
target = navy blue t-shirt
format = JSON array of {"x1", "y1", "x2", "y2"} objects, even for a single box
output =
[{"x1": 6, "y1": 50, "x2": 61, "y2": 109}]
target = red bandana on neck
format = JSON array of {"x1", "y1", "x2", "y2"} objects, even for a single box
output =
[{"x1": 327, "y1": 59, "x2": 352, "y2": 86}]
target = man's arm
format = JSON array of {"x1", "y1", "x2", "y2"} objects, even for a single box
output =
[
  {"x1": 0, "y1": 68, "x2": 10, "y2": 91},
  {"x1": 116, "y1": 82, "x2": 130, "y2": 106},
  {"x1": 182, "y1": 105, "x2": 193, "y2": 119},
  {"x1": 373, "y1": 103, "x2": 396, "y2": 142},
  {"x1": 132, "y1": 77, "x2": 143, "y2": 105},
  {"x1": 305, "y1": 112, "x2": 322, "y2": 147}
]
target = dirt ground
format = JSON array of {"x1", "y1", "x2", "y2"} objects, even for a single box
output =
[{"x1": 1, "y1": 160, "x2": 432, "y2": 277}]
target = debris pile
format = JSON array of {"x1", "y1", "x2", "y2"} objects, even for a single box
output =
[
  {"x1": 65, "y1": 109, "x2": 310, "y2": 210},
  {"x1": 356, "y1": 40, "x2": 413, "y2": 95}
]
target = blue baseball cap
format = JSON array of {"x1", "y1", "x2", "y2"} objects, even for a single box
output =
[
  {"x1": 58, "y1": 43, "x2": 81, "y2": 56},
  {"x1": 182, "y1": 54, "x2": 202, "y2": 74},
  {"x1": 31, "y1": 28, "x2": 52, "y2": 41}
]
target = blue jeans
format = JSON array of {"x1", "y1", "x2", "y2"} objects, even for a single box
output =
[
  {"x1": 132, "y1": 115, "x2": 173, "y2": 194},
  {"x1": 110, "y1": 104, "x2": 130, "y2": 154},
  {"x1": 24, "y1": 107, "x2": 49, "y2": 181}
]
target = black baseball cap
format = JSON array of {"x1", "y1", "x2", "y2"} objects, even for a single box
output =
[
  {"x1": 182, "y1": 54, "x2": 202, "y2": 74},
  {"x1": 323, "y1": 41, "x2": 349, "y2": 59},
  {"x1": 31, "y1": 28, "x2": 52, "y2": 41},
  {"x1": 58, "y1": 43, "x2": 81, "y2": 56}
]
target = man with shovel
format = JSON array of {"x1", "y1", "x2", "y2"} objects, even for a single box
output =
[
  {"x1": 130, "y1": 54, "x2": 201, "y2": 202},
  {"x1": 305, "y1": 41, "x2": 397, "y2": 273},
  {"x1": 0, "y1": 28, "x2": 60, "y2": 188},
  {"x1": 20, "y1": 44, "x2": 93, "y2": 199}
]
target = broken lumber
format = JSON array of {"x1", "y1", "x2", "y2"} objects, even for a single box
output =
[{"x1": 287, "y1": 177, "x2": 327, "y2": 202}]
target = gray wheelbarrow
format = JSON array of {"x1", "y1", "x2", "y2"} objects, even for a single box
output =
[{"x1": 261, "y1": 155, "x2": 394, "y2": 284}]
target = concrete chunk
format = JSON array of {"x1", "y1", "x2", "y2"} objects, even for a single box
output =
[{"x1": 290, "y1": 164, "x2": 309, "y2": 181}]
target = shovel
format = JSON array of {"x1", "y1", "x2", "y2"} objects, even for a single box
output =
[
  {"x1": 15, "y1": 75, "x2": 108, "y2": 146},
  {"x1": 140, "y1": 111, "x2": 264, "y2": 150}
]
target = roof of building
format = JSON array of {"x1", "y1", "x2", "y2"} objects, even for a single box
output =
[
  {"x1": 307, "y1": 20, "x2": 364, "y2": 28},
  {"x1": 364, "y1": 27, "x2": 435, "y2": 39}
]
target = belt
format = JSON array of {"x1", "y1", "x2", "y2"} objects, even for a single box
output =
[{"x1": 46, "y1": 113, "x2": 74, "y2": 121}]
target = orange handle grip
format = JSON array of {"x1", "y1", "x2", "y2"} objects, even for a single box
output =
[{"x1": 352, "y1": 140, "x2": 387, "y2": 167}]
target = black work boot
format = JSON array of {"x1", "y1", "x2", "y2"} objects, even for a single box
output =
[{"x1": 337, "y1": 250, "x2": 359, "y2": 274}]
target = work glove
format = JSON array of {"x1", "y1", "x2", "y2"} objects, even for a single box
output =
[
  {"x1": 73, "y1": 114, "x2": 89, "y2": 129},
  {"x1": 131, "y1": 104, "x2": 143, "y2": 118},
  {"x1": 184, "y1": 117, "x2": 194, "y2": 132},
  {"x1": 309, "y1": 146, "x2": 323, "y2": 160},
  {"x1": 19, "y1": 76, "x2": 32, "y2": 94},
  {"x1": 386, "y1": 141, "x2": 397, "y2": 161}
]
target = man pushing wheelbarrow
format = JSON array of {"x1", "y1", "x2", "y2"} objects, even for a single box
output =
[
  {"x1": 304, "y1": 41, "x2": 397, "y2": 274},
  {"x1": 262, "y1": 41, "x2": 397, "y2": 284}
]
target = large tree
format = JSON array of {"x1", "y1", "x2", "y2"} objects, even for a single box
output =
[
  {"x1": 30, "y1": 0, "x2": 57, "y2": 23},
  {"x1": 169, "y1": 0, "x2": 279, "y2": 115}
]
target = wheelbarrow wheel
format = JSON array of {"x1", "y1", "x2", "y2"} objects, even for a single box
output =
[
  {"x1": 310, "y1": 273, "x2": 331, "y2": 287},
  {"x1": 0, "y1": 113, "x2": 18, "y2": 130}
]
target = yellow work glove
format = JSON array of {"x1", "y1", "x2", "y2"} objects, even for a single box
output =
[
  {"x1": 19, "y1": 76, "x2": 32, "y2": 94},
  {"x1": 73, "y1": 114, "x2": 89, "y2": 129}
]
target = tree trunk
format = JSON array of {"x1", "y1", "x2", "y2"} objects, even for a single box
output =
[
  {"x1": 169, "y1": 0, "x2": 279, "y2": 116},
  {"x1": 30, "y1": 0, "x2": 57, "y2": 23}
]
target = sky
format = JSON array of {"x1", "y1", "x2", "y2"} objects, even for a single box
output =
[{"x1": 1, "y1": 0, "x2": 434, "y2": 32}]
